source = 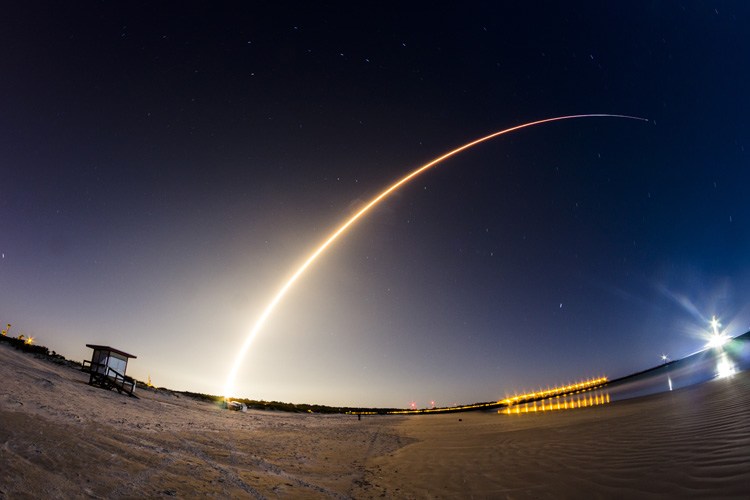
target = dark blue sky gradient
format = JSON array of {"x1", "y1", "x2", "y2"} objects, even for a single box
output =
[{"x1": 1, "y1": 2, "x2": 749, "y2": 406}]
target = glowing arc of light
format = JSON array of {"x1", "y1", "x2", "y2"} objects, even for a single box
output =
[{"x1": 223, "y1": 113, "x2": 648, "y2": 397}]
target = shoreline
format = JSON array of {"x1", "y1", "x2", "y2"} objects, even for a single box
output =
[{"x1": 2, "y1": 343, "x2": 749, "y2": 498}]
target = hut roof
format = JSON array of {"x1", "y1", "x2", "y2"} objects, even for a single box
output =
[{"x1": 85, "y1": 344, "x2": 137, "y2": 359}]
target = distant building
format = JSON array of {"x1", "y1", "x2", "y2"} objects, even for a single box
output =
[{"x1": 82, "y1": 344, "x2": 137, "y2": 397}]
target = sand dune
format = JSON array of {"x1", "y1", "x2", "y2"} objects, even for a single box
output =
[{"x1": 1, "y1": 344, "x2": 748, "y2": 498}]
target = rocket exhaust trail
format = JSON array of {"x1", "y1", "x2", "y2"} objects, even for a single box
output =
[{"x1": 223, "y1": 113, "x2": 648, "y2": 397}]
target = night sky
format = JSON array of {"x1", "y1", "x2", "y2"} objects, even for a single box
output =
[{"x1": 2, "y1": 2, "x2": 749, "y2": 407}]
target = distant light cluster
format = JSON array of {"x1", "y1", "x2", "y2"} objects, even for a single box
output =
[
  {"x1": 500, "y1": 376, "x2": 608, "y2": 406},
  {"x1": 501, "y1": 391, "x2": 610, "y2": 415},
  {"x1": 381, "y1": 376, "x2": 609, "y2": 415},
  {"x1": 499, "y1": 377, "x2": 610, "y2": 415}
]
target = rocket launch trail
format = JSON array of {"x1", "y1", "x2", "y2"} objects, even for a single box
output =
[{"x1": 223, "y1": 114, "x2": 648, "y2": 397}]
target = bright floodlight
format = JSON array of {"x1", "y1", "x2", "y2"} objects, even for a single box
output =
[
  {"x1": 705, "y1": 315, "x2": 730, "y2": 349},
  {"x1": 706, "y1": 335, "x2": 731, "y2": 349}
]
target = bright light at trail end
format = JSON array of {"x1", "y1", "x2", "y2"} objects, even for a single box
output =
[{"x1": 222, "y1": 114, "x2": 648, "y2": 398}]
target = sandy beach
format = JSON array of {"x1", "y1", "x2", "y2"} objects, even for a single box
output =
[{"x1": 1, "y1": 343, "x2": 748, "y2": 498}]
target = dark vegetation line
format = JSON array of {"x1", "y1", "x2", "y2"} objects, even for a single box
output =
[
  {"x1": 0, "y1": 333, "x2": 399, "y2": 414},
  {"x1": 4, "y1": 328, "x2": 748, "y2": 415}
]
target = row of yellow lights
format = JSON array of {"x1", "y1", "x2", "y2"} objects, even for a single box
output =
[
  {"x1": 384, "y1": 377, "x2": 609, "y2": 415},
  {"x1": 500, "y1": 377, "x2": 608, "y2": 405},
  {"x1": 501, "y1": 392, "x2": 610, "y2": 415}
]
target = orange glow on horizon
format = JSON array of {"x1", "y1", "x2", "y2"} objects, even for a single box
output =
[{"x1": 223, "y1": 114, "x2": 647, "y2": 398}]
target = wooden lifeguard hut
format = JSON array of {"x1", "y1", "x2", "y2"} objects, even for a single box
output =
[{"x1": 82, "y1": 344, "x2": 138, "y2": 397}]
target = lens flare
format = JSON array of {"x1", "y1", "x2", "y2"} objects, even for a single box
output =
[
  {"x1": 705, "y1": 315, "x2": 731, "y2": 349},
  {"x1": 223, "y1": 114, "x2": 648, "y2": 398}
]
